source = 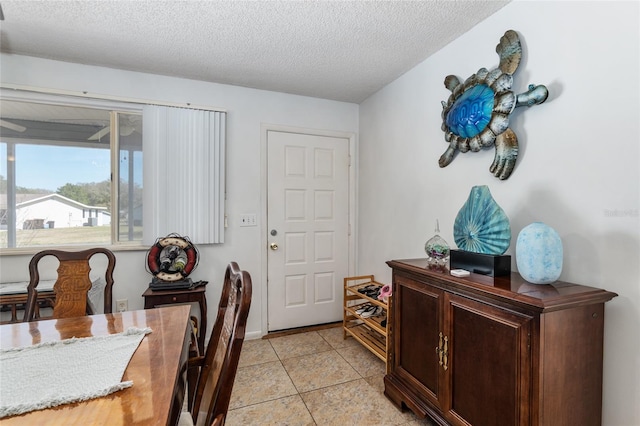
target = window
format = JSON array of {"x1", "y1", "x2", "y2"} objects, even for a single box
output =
[
  {"x1": 0, "y1": 97, "x2": 143, "y2": 249},
  {"x1": 1, "y1": 89, "x2": 227, "y2": 251}
]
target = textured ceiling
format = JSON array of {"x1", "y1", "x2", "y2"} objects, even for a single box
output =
[{"x1": 0, "y1": 1, "x2": 509, "y2": 103}]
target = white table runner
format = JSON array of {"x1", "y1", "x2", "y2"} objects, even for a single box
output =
[{"x1": 0, "y1": 327, "x2": 151, "y2": 418}]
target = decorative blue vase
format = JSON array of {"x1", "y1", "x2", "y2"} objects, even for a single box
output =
[
  {"x1": 516, "y1": 222, "x2": 563, "y2": 284},
  {"x1": 453, "y1": 185, "x2": 511, "y2": 255}
]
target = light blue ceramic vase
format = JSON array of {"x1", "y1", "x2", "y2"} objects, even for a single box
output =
[{"x1": 516, "y1": 222, "x2": 563, "y2": 284}]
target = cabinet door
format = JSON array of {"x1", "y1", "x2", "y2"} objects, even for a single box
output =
[
  {"x1": 442, "y1": 293, "x2": 532, "y2": 426},
  {"x1": 394, "y1": 275, "x2": 443, "y2": 407}
]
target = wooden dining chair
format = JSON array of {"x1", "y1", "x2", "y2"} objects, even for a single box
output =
[
  {"x1": 24, "y1": 248, "x2": 116, "y2": 321},
  {"x1": 179, "y1": 261, "x2": 252, "y2": 426}
]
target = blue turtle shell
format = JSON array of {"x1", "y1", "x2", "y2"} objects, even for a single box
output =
[{"x1": 445, "y1": 84, "x2": 495, "y2": 138}]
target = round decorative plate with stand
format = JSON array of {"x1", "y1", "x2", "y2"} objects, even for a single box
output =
[{"x1": 146, "y1": 233, "x2": 199, "y2": 282}]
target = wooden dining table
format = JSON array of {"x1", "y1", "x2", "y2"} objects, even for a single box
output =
[{"x1": 0, "y1": 305, "x2": 191, "y2": 425}]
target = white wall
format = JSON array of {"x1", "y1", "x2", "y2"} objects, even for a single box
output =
[
  {"x1": 0, "y1": 54, "x2": 359, "y2": 339},
  {"x1": 358, "y1": 1, "x2": 639, "y2": 424}
]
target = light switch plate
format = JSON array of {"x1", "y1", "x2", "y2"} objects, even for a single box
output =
[{"x1": 239, "y1": 214, "x2": 257, "y2": 227}]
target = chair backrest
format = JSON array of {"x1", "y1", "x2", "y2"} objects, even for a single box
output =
[
  {"x1": 191, "y1": 262, "x2": 252, "y2": 426},
  {"x1": 24, "y1": 248, "x2": 116, "y2": 321}
]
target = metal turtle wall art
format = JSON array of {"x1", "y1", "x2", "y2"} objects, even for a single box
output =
[{"x1": 439, "y1": 30, "x2": 549, "y2": 180}]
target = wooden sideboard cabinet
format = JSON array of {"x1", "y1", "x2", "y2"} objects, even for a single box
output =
[{"x1": 384, "y1": 258, "x2": 617, "y2": 426}]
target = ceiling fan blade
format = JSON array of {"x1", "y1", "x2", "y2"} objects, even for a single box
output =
[
  {"x1": 120, "y1": 125, "x2": 135, "y2": 136},
  {"x1": 0, "y1": 119, "x2": 27, "y2": 132},
  {"x1": 88, "y1": 126, "x2": 110, "y2": 141}
]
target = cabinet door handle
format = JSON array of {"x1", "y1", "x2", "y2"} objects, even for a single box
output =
[
  {"x1": 436, "y1": 332, "x2": 444, "y2": 366},
  {"x1": 443, "y1": 335, "x2": 449, "y2": 371}
]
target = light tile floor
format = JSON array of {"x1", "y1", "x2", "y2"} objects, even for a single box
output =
[{"x1": 225, "y1": 326, "x2": 436, "y2": 426}]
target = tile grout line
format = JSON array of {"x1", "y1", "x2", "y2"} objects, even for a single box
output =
[
  {"x1": 268, "y1": 335, "x2": 319, "y2": 424},
  {"x1": 276, "y1": 329, "x2": 381, "y2": 425},
  {"x1": 268, "y1": 330, "x2": 357, "y2": 425},
  {"x1": 228, "y1": 329, "x2": 410, "y2": 426},
  {"x1": 230, "y1": 330, "x2": 433, "y2": 426}
]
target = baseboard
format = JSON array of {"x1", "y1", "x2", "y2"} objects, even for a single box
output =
[
  {"x1": 262, "y1": 321, "x2": 342, "y2": 339},
  {"x1": 245, "y1": 330, "x2": 263, "y2": 341}
]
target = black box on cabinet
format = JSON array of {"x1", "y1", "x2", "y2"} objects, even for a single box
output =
[{"x1": 450, "y1": 249, "x2": 511, "y2": 277}]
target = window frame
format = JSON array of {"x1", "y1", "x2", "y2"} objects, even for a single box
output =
[
  {"x1": 0, "y1": 89, "x2": 144, "y2": 253},
  {"x1": 1, "y1": 86, "x2": 227, "y2": 254}
]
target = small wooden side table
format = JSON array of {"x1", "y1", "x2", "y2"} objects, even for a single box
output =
[{"x1": 142, "y1": 284, "x2": 207, "y2": 353}]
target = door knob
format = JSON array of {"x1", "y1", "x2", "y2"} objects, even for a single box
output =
[{"x1": 270, "y1": 243, "x2": 279, "y2": 250}]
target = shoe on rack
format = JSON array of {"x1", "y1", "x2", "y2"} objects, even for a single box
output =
[
  {"x1": 361, "y1": 305, "x2": 383, "y2": 318},
  {"x1": 360, "y1": 305, "x2": 377, "y2": 317},
  {"x1": 365, "y1": 287, "x2": 381, "y2": 298},
  {"x1": 355, "y1": 303, "x2": 372, "y2": 315},
  {"x1": 357, "y1": 284, "x2": 378, "y2": 294},
  {"x1": 357, "y1": 304, "x2": 375, "y2": 317}
]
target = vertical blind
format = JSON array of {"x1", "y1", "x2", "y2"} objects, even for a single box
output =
[{"x1": 142, "y1": 106, "x2": 226, "y2": 245}]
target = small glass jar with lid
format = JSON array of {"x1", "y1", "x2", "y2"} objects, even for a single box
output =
[{"x1": 425, "y1": 219, "x2": 450, "y2": 272}]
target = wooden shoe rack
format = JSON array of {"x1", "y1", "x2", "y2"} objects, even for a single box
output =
[{"x1": 343, "y1": 275, "x2": 390, "y2": 372}]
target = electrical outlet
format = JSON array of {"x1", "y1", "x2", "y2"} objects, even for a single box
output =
[
  {"x1": 239, "y1": 214, "x2": 257, "y2": 227},
  {"x1": 116, "y1": 299, "x2": 128, "y2": 312}
]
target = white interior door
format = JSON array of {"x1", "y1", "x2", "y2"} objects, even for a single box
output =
[{"x1": 267, "y1": 130, "x2": 350, "y2": 331}]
